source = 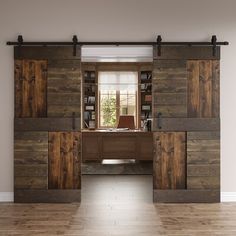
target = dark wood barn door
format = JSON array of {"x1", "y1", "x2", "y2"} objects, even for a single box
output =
[
  {"x1": 14, "y1": 47, "x2": 82, "y2": 202},
  {"x1": 152, "y1": 46, "x2": 220, "y2": 202}
]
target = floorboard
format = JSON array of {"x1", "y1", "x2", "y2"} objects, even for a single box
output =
[{"x1": 0, "y1": 175, "x2": 236, "y2": 235}]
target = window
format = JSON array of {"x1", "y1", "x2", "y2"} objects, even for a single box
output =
[{"x1": 98, "y1": 71, "x2": 138, "y2": 128}]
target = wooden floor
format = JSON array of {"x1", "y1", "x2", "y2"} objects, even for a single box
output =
[{"x1": 1, "y1": 175, "x2": 236, "y2": 235}]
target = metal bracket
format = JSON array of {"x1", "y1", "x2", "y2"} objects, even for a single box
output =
[
  {"x1": 17, "y1": 35, "x2": 23, "y2": 56},
  {"x1": 211, "y1": 35, "x2": 217, "y2": 57},
  {"x1": 72, "y1": 35, "x2": 78, "y2": 57},
  {"x1": 157, "y1": 35, "x2": 162, "y2": 57}
]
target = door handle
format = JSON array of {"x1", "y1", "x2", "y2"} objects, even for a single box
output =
[
  {"x1": 157, "y1": 112, "x2": 162, "y2": 129},
  {"x1": 72, "y1": 112, "x2": 76, "y2": 130}
]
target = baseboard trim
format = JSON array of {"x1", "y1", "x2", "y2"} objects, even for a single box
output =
[
  {"x1": 221, "y1": 192, "x2": 236, "y2": 202},
  {"x1": 0, "y1": 192, "x2": 14, "y2": 202}
]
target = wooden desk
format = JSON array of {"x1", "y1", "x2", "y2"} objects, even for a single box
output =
[{"x1": 82, "y1": 130, "x2": 153, "y2": 161}]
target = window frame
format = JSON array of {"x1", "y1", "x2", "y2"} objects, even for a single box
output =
[{"x1": 98, "y1": 71, "x2": 138, "y2": 129}]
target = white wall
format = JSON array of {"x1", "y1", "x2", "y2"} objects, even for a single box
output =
[{"x1": 0, "y1": 0, "x2": 235, "y2": 194}]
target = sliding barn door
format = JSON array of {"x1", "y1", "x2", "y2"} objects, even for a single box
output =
[
  {"x1": 152, "y1": 46, "x2": 220, "y2": 202},
  {"x1": 14, "y1": 47, "x2": 82, "y2": 202}
]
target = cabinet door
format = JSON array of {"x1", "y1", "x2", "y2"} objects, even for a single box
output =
[{"x1": 82, "y1": 134, "x2": 100, "y2": 161}]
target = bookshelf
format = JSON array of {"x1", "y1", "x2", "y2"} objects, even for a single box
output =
[
  {"x1": 140, "y1": 71, "x2": 152, "y2": 128},
  {"x1": 83, "y1": 70, "x2": 97, "y2": 129}
]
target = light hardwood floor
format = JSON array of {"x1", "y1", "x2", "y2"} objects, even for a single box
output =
[{"x1": 0, "y1": 175, "x2": 236, "y2": 236}]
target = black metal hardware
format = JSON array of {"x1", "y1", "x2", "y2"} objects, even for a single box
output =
[
  {"x1": 72, "y1": 112, "x2": 76, "y2": 130},
  {"x1": 157, "y1": 35, "x2": 162, "y2": 56},
  {"x1": 157, "y1": 112, "x2": 162, "y2": 129},
  {"x1": 17, "y1": 35, "x2": 23, "y2": 56},
  {"x1": 211, "y1": 35, "x2": 217, "y2": 57},
  {"x1": 6, "y1": 35, "x2": 229, "y2": 47},
  {"x1": 72, "y1": 35, "x2": 78, "y2": 56}
]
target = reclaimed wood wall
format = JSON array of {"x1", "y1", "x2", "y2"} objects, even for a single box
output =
[
  {"x1": 14, "y1": 47, "x2": 82, "y2": 203},
  {"x1": 152, "y1": 46, "x2": 220, "y2": 202}
]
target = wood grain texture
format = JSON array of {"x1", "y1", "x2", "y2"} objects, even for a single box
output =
[
  {"x1": 187, "y1": 131, "x2": 220, "y2": 190},
  {"x1": 212, "y1": 60, "x2": 220, "y2": 117},
  {"x1": 48, "y1": 132, "x2": 81, "y2": 189},
  {"x1": 15, "y1": 60, "x2": 47, "y2": 118},
  {"x1": 14, "y1": 131, "x2": 48, "y2": 190},
  {"x1": 153, "y1": 60, "x2": 187, "y2": 118},
  {"x1": 153, "y1": 189, "x2": 220, "y2": 203},
  {"x1": 47, "y1": 60, "x2": 81, "y2": 117},
  {"x1": 153, "y1": 132, "x2": 186, "y2": 190},
  {"x1": 152, "y1": 117, "x2": 220, "y2": 131},
  {"x1": 153, "y1": 46, "x2": 220, "y2": 60},
  {"x1": 15, "y1": 117, "x2": 81, "y2": 131},
  {"x1": 14, "y1": 189, "x2": 81, "y2": 203},
  {"x1": 187, "y1": 60, "x2": 220, "y2": 118},
  {"x1": 14, "y1": 46, "x2": 81, "y2": 60},
  {"x1": 82, "y1": 131, "x2": 153, "y2": 161}
]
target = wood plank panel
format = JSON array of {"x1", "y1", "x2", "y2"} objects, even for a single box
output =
[
  {"x1": 60, "y1": 132, "x2": 74, "y2": 189},
  {"x1": 212, "y1": 60, "x2": 220, "y2": 117},
  {"x1": 153, "y1": 59, "x2": 187, "y2": 118},
  {"x1": 15, "y1": 164, "x2": 48, "y2": 177},
  {"x1": 47, "y1": 60, "x2": 81, "y2": 117},
  {"x1": 187, "y1": 176, "x2": 220, "y2": 189},
  {"x1": 15, "y1": 60, "x2": 47, "y2": 118},
  {"x1": 14, "y1": 189, "x2": 81, "y2": 203},
  {"x1": 152, "y1": 118, "x2": 220, "y2": 131},
  {"x1": 187, "y1": 139, "x2": 220, "y2": 152},
  {"x1": 48, "y1": 132, "x2": 81, "y2": 189},
  {"x1": 187, "y1": 60, "x2": 220, "y2": 118},
  {"x1": 14, "y1": 176, "x2": 48, "y2": 190},
  {"x1": 153, "y1": 46, "x2": 220, "y2": 60},
  {"x1": 187, "y1": 131, "x2": 220, "y2": 190},
  {"x1": 48, "y1": 132, "x2": 61, "y2": 189},
  {"x1": 187, "y1": 60, "x2": 200, "y2": 117},
  {"x1": 14, "y1": 131, "x2": 48, "y2": 190},
  {"x1": 153, "y1": 189, "x2": 220, "y2": 203},
  {"x1": 199, "y1": 60, "x2": 212, "y2": 117},
  {"x1": 153, "y1": 132, "x2": 186, "y2": 190},
  {"x1": 14, "y1": 46, "x2": 81, "y2": 60},
  {"x1": 15, "y1": 118, "x2": 81, "y2": 131}
]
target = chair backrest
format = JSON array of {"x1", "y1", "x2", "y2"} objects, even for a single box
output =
[{"x1": 117, "y1": 115, "x2": 135, "y2": 130}]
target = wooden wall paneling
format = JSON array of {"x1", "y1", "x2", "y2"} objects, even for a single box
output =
[
  {"x1": 153, "y1": 132, "x2": 186, "y2": 190},
  {"x1": 15, "y1": 60, "x2": 47, "y2": 118},
  {"x1": 14, "y1": 131, "x2": 48, "y2": 190},
  {"x1": 48, "y1": 132, "x2": 81, "y2": 189},
  {"x1": 187, "y1": 131, "x2": 220, "y2": 190},
  {"x1": 152, "y1": 60, "x2": 187, "y2": 118},
  {"x1": 47, "y1": 59, "x2": 81, "y2": 117}
]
